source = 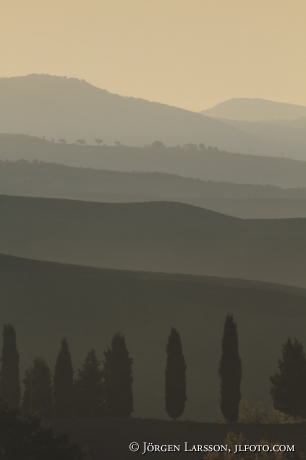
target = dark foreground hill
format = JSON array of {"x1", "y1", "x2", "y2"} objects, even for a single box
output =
[
  {"x1": 1, "y1": 195, "x2": 306, "y2": 288},
  {"x1": 49, "y1": 418, "x2": 306, "y2": 459},
  {"x1": 2, "y1": 160, "x2": 306, "y2": 218},
  {"x1": 1, "y1": 253, "x2": 306, "y2": 422},
  {"x1": 2, "y1": 134, "x2": 306, "y2": 188},
  {"x1": 0, "y1": 74, "x2": 285, "y2": 157}
]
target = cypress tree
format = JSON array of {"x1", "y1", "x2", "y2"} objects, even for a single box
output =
[
  {"x1": 0, "y1": 324, "x2": 20, "y2": 409},
  {"x1": 270, "y1": 338, "x2": 306, "y2": 417},
  {"x1": 53, "y1": 339, "x2": 74, "y2": 418},
  {"x1": 165, "y1": 327, "x2": 187, "y2": 420},
  {"x1": 74, "y1": 349, "x2": 103, "y2": 417},
  {"x1": 21, "y1": 357, "x2": 53, "y2": 417},
  {"x1": 103, "y1": 333, "x2": 133, "y2": 417},
  {"x1": 219, "y1": 314, "x2": 242, "y2": 422}
]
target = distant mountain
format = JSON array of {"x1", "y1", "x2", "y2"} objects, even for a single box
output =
[
  {"x1": 0, "y1": 74, "x2": 298, "y2": 158},
  {"x1": 1, "y1": 195, "x2": 306, "y2": 288},
  {"x1": 201, "y1": 98, "x2": 306, "y2": 121},
  {"x1": 2, "y1": 253, "x2": 306, "y2": 421},
  {"x1": 2, "y1": 134, "x2": 306, "y2": 188},
  {"x1": 2, "y1": 160, "x2": 306, "y2": 219}
]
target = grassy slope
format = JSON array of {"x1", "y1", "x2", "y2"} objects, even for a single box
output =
[
  {"x1": 2, "y1": 253, "x2": 306, "y2": 422},
  {"x1": 1, "y1": 160, "x2": 306, "y2": 219},
  {"x1": 1, "y1": 195, "x2": 306, "y2": 288}
]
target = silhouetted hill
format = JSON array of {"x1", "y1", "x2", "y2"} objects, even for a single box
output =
[
  {"x1": 2, "y1": 253, "x2": 306, "y2": 422},
  {"x1": 2, "y1": 134, "x2": 306, "y2": 188},
  {"x1": 0, "y1": 74, "x2": 293, "y2": 157},
  {"x1": 2, "y1": 160, "x2": 306, "y2": 218},
  {"x1": 1, "y1": 195, "x2": 306, "y2": 287},
  {"x1": 201, "y1": 98, "x2": 306, "y2": 121}
]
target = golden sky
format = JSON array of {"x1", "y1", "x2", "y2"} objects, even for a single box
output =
[{"x1": 1, "y1": 0, "x2": 306, "y2": 111}]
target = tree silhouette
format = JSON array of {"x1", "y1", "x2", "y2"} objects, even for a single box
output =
[
  {"x1": 21, "y1": 357, "x2": 53, "y2": 417},
  {"x1": 74, "y1": 349, "x2": 103, "y2": 417},
  {"x1": 0, "y1": 399, "x2": 92, "y2": 459},
  {"x1": 0, "y1": 324, "x2": 20, "y2": 410},
  {"x1": 76, "y1": 139, "x2": 86, "y2": 145},
  {"x1": 151, "y1": 140, "x2": 165, "y2": 148},
  {"x1": 103, "y1": 333, "x2": 133, "y2": 417},
  {"x1": 270, "y1": 338, "x2": 306, "y2": 417},
  {"x1": 58, "y1": 138, "x2": 67, "y2": 144},
  {"x1": 53, "y1": 339, "x2": 74, "y2": 418},
  {"x1": 219, "y1": 314, "x2": 242, "y2": 422},
  {"x1": 165, "y1": 327, "x2": 187, "y2": 420},
  {"x1": 95, "y1": 139, "x2": 103, "y2": 145}
]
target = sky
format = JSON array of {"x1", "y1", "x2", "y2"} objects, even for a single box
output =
[{"x1": 1, "y1": 0, "x2": 306, "y2": 112}]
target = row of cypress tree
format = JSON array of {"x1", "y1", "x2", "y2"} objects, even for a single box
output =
[
  {"x1": 0, "y1": 319, "x2": 239, "y2": 421},
  {"x1": 165, "y1": 315, "x2": 306, "y2": 423},
  {"x1": 164, "y1": 315, "x2": 242, "y2": 422},
  {"x1": 0, "y1": 328, "x2": 133, "y2": 418},
  {"x1": 2, "y1": 317, "x2": 299, "y2": 422}
]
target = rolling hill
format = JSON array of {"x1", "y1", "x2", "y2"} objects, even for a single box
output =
[
  {"x1": 2, "y1": 253, "x2": 306, "y2": 422},
  {"x1": 212, "y1": 118, "x2": 306, "y2": 161},
  {"x1": 201, "y1": 98, "x2": 306, "y2": 121},
  {"x1": 0, "y1": 74, "x2": 297, "y2": 158},
  {"x1": 1, "y1": 160, "x2": 306, "y2": 219},
  {"x1": 1, "y1": 195, "x2": 306, "y2": 288},
  {"x1": 2, "y1": 134, "x2": 306, "y2": 188}
]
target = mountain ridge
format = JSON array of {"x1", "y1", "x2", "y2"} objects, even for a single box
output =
[
  {"x1": 2, "y1": 134, "x2": 306, "y2": 188},
  {"x1": 0, "y1": 74, "x2": 296, "y2": 158}
]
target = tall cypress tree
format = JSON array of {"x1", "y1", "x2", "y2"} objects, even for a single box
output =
[
  {"x1": 0, "y1": 324, "x2": 20, "y2": 409},
  {"x1": 74, "y1": 349, "x2": 103, "y2": 417},
  {"x1": 53, "y1": 339, "x2": 74, "y2": 418},
  {"x1": 103, "y1": 333, "x2": 133, "y2": 417},
  {"x1": 219, "y1": 314, "x2": 242, "y2": 422},
  {"x1": 21, "y1": 357, "x2": 53, "y2": 417},
  {"x1": 165, "y1": 327, "x2": 187, "y2": 420},
  {"x1": 270, "y1": 338, "x2": 306, "y2": 417}
]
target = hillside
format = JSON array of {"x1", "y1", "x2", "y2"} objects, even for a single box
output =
[
  {"x1": 2, "y1": 160, "x2": 306, "y2": 219},
  {"x1": 1, "y1": 195, "x2": 306, "y2": 288},
  {"x1": 2, "y1": 253, "x2": 306, "y2": 422},
  {"x1": 0, "y1": 74, "x2": 295, "y2": 158},
  {"x1": 2, "y1": 134, "x2": 306, "y2": 188},
  {"x1": 201, "y1": 98, "x2": 306, "y2": 121},
  {"x1": 213, "y1": 118, "x2": 306, "y2": 160}
]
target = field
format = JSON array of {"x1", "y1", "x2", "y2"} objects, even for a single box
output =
[{"x1": 2, "y1": 253, "x2": 306, "y2": 421}]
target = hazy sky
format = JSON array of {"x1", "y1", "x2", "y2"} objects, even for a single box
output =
[{"x1": 1, "y1": 1, "x2": 306, "y2": 111}]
